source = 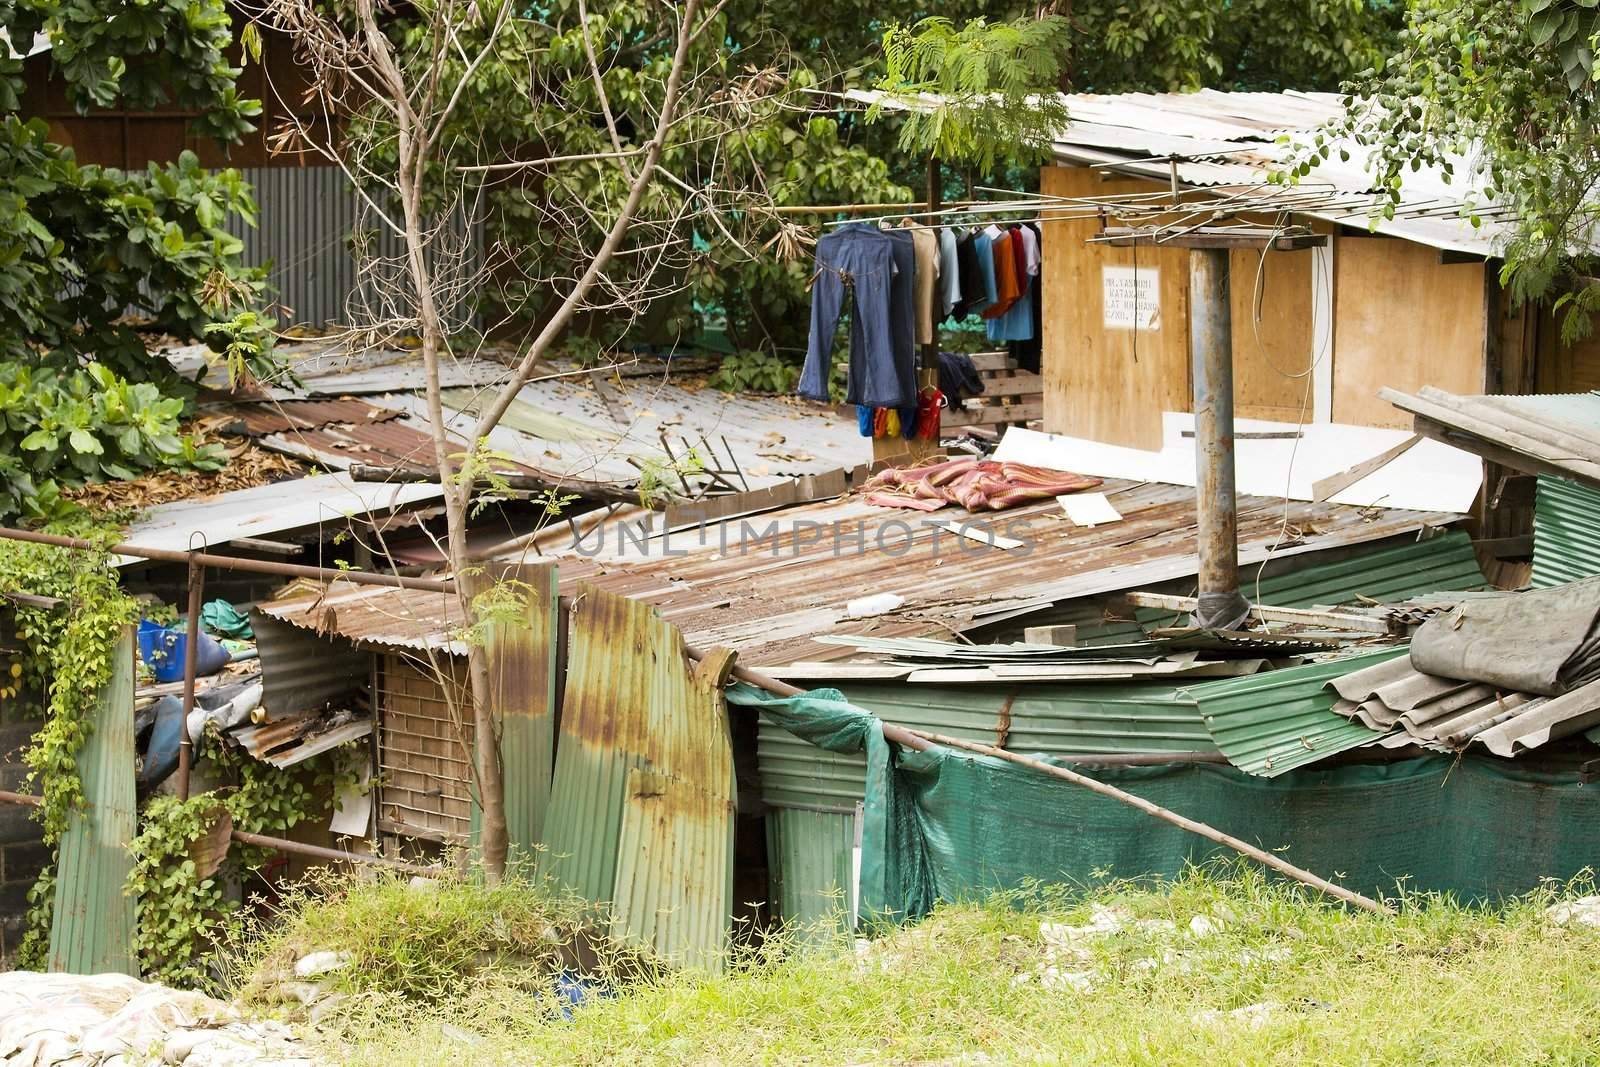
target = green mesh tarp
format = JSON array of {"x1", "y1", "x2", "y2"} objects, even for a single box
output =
[{"x1": 732, "y1": 683, "x2": 1600, "y2": 925}]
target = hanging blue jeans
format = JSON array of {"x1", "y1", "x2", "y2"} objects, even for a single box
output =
[{"x1": 799, "y1": 223, "x2": 918, "y2": 409}]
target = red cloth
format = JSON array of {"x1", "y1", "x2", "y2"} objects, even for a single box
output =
[
  {"x1": 982, "y1": 231, "x2": 1020, "y2": 320},
  {"x1": 914, "y1": 385, "x2": 944, "y2": 441},
  {"x1": 861, "y1": 458, "x2": 1102, "y2": 513}
]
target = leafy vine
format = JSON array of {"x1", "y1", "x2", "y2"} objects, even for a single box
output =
[
  {"x1": 0, "y1": 526, "x2": 137, "y2": 969},
  {"x1": 127, "y1": 732, "x2": 359, "y2": 990}
]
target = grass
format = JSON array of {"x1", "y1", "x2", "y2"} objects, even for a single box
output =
[{"x1": 235, "y1": 866, "x2": 1600, "y2": 1066}]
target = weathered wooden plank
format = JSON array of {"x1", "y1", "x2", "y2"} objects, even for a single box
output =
[{"x1": 48, "y1": 627, "x2": 137, "y2": 976}]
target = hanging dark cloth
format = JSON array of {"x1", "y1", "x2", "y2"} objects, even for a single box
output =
[{"x1": 936, "y1": 351, "x2": 985, "y2": 401}]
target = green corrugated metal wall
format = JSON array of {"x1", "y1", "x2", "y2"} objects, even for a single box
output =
[
  {"x1": 765, "y1": 807, "x2": 854, "y2": 944},
  {"x1": 1533, "y1": 477, "x2": 1600, "y2": 588},
  {"x1": 48, "y1": 628, "x2": 137, "y2": 975}
]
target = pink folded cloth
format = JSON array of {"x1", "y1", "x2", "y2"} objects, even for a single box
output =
[{"x1": 861, "y1": 458, "x2": 1102, "y2": 513}]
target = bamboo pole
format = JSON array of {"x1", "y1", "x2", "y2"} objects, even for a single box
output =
[
  {"x1": 175, "y1": 555, "x2": 204, "y2": 802},
  {"x1": 0, "y1": 527, "x2": 452, "y2": 592},
  {"x1": 691, "y1": 647, "x2": 1393, "y2": 916}
]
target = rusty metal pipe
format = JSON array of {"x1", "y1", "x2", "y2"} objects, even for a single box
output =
[
  {"x1": 0, "y1": 790, "x2": 41, "y2": 807},
  {"x1": 176, "y1": 555, "x2": 204, "y2": 802},
  {"x1": 0, "y1": 527, "x2": 452, "y2": 592},
  {"x1": 229, "y1": 829, "x2": 446, "y2": 878},
  {"x1": 1188, "y1": 247, "x2": 1248, "y2": 629}
]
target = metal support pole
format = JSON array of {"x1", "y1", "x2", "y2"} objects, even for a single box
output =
[
  {"x1": 1188, "y1": 247, "x2": 1249, "y2": 629},
  {"x1": 176, "y1": 554, "x2": 204, "y2": 802}
]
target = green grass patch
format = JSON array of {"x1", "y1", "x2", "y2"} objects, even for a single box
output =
[{"x1": 239, "y1": 865, "x2": 1600, "y2": 1066}]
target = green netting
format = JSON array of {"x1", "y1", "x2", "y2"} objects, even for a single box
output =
[{"x1": 732, "y1": 683, "x2": 1600, "y2": 926}]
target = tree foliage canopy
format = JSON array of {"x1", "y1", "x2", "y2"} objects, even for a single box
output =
[
  {"x1": 0, "y1": 0, "x2": 276, "y2": 520},
  {"x1": 1329, "y1": 0, "x2": 1600, "y2": 328}
]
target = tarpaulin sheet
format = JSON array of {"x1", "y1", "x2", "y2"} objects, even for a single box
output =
[{"x1": 733, "y1": 683, "x2": 1600, "y2": 925}]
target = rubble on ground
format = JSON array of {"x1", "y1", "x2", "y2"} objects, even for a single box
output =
[{"x1": 0, "y1": 972, "x2": 308, "y2": 1067}]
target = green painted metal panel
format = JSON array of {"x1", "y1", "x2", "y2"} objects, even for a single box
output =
[
  {"x1": 1533, "y1": 477, "x2": 1600, "y2": 589},
  {"x1": 758, "y1": 682, "x2": 1214, "y2": 810},
  {"x1": 610, "y1": 768, "x2": 733, "y2": 971},
  {"x1": 470, "y1": 563, "x2": 559, "y2": 862},
  {"x1": 766, "y1": 807, "x2": 854, "y2": 942},
  {"x1": 1182, "y1": 646, "x2": 1406, "y2": 777},
  {"x1": 1133, "y1": 531, "x2": 1485, "y2": 632},
  {"x1": 759, "y1": 721, "x2": 869, "y2": 809},
  {"x1": 48, "y1": 627, "x2": 137, "y2": 975},
  {"x1": 541, "y1": 586, "x2": 734, "y2": 970}
]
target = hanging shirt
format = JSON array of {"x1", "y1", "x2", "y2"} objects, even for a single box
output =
[
  {"x1": 982, "y1": 227, "x2": 1020, "y2": 320},
  {"x1": 896, "y1": 220, "x2": 940, "y2": 346},
  {"x1": 799, "y1": 223, "x2": 917, "y2": 409},
  {"x1": 972, "y1": 229, "x2": 999, "y2": 319},
  {"x1": 952, "y1": 230, "x2": 987, "y2": 320},
  {"x1": 937, "y1": 227, "x2": 961, "y2": 318},
  {"x1": 989, "y1": 225, "x2": 1040, "y2": 343}
]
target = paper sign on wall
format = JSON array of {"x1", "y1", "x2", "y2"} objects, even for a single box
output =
[{"x1": 1102, "y1": 266, "x2": 1160, "y2": 330}]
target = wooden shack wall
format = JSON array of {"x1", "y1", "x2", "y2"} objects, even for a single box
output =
[
  {"x1": 22, "y1": 26, "x2": 319, "y2": 169},
  {"x1": 1040, "y1": 165, "x2": 1190, "y2": 450},
  {"x1": 1330, "y1": 236, "x2": 1485, "y2": 428},
  {"x1": 1040, "y1": 163, "x2": 1491, "y2": 443}
]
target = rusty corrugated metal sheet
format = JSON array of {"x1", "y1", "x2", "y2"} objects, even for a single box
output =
[
  {"x1": 215, "y1": 399, "x2": 403, "y2": 436},
  {"x1": 261, "y1": 483, "x2": 1462, "y2": 668},
  {"x1": 230, "y1": 711, "x2": 373, "y2": 768},
  {"x1": 552, "y1": 479, "x2": 1463, "y2": 666},
  {"x1": 470, "y1": 563, "x2": 559, "y2": 855},
  {"x1": 49, "y1": 628, "x2": 137, "y2": 975},
  {"x1": 540, "y1": 585, "x2": 734, "y2": 969},
  {"x1": 257, "y1": 582, "x2": 468, "y2": 654}
]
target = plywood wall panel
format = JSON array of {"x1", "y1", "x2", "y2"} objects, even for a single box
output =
[
  {"x1": 1040, "y1": 165, "x2": 1190, "y2": 449},
  {"x1": 1332, "y1": 236, "x2": 1485, "y2": 428},
  {"x1": 1229, "y1": 246, "x2": 1316, "y2": 422}
]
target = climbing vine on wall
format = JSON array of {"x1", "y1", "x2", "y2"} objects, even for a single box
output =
[
  {"x1": 0, "y1": 527, "x2": 137, "y2": 969},
  {"x1": 127, "y1": 735, "x2": 358, "y2": 990}
]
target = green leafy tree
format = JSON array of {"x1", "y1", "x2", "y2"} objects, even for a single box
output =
[
  {"x1": 0, "y1": 0, "x2": 277, "y2": 519},
  {"x1": 871, "y1": 15, "x2": 1073, "y2": 172},
  {"x1": 1322, "y1": 0, "x2": 1600, "y2": 331}
]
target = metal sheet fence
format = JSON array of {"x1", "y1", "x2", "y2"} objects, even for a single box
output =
[{"x1": 228, "y1": 166, "x2": 484, "y2": 330}]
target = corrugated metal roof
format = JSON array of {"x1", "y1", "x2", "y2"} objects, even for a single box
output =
[
  {"x1": 114, "y1": 473, "x2": 443, "y2": 567},
  {"x1": 552, "y1": 481, "x2": 1461, "y2": 666},
  {"x1": 540, "y1": 586, "x2": 734, "y2": 969},
  {"x1": 1245, "y1": 530, "x2": 1486, "y2": 607},
  {"x1": 256, "y1": 581, "x2": 468, "y2": 655},
  {"x1": 1330, "y1": 648, "x2": 1600, "y2": 757},
  {"x1": 848, "y1": 88, "x2": 1516, "y2": 256},
  {"x1": 1183, "y1": 647, "x2": 1404, "y2": 777},
  {"x1": 1534, "y1": 477, "x2": 1600, "y2": 589},
  {"x1": 48, "y1": 630, "x2": 137, "y2": 976},
  {"x1": 215, "y1": 398, "x2": 404, "y2": 436},
  {"x1": 1384, "y1": 387, "x2": 1600, "y2": 491},
  {"x1": 244, "y1": 339, "x2": 868, "y2": 494},
  {"x1": 267, "y1": 482, "x2": 1461, "y2": 666}
]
